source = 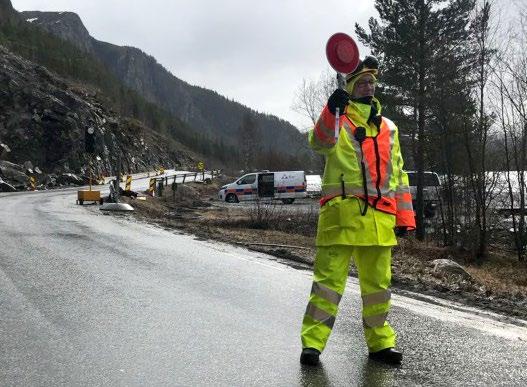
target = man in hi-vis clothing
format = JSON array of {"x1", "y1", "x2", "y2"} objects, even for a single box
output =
[{"x1": 300, "y1": 56, "x2": 415, "y2": 366}]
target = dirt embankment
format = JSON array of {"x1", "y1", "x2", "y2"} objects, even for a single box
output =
[{"x1": 122, "y1": 180, "x2": 527, "y2": 323}]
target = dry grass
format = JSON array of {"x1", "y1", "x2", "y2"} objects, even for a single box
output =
[{"x1": 465, "y1": 254, "x2": 527, "y2": 298}]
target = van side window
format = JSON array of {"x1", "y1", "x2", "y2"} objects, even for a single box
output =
[
  {"x1": 239, "y1": 174, "x2": 256, "y2": 185},
  {"x1": 260, "y1": 174, "x2": 274, "y2": 183}
]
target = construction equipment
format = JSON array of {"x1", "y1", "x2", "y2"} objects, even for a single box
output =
[{"x1": 77, "y1": 158, "x2": 101, "y2": 205}]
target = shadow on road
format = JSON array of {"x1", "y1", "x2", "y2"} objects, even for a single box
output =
[{"x1": 297, "y1": 358, "x2": 398, "y2": 386}]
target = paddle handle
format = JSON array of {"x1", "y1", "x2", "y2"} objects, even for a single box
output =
[
  {"x1": 334, "y1": 73, "x2": 346, "y2": 143},
  {"x1": 334, "y1": 108, "x2": 340, "y2": 142}
]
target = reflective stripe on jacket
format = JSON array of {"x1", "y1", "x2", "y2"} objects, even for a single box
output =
[{"x1": 309, "y1": 104, "x2": 415, "y2": 230}]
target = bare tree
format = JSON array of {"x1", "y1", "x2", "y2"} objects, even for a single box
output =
[
  {"x1": 492, "y1": 10, "x2": 527, "y2": 261},
  {"x1": 291, "y1": 69, "x2": 336, "y2": 127},
  {"x1": 291, "y1": 69, "x2": 336, "y2": 173},
  {"x1": 461, "y1": 0, "x2": 498, "y2": 263}
]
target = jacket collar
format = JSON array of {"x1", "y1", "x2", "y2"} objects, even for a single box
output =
[{"x1": 347, "y1": 97, "x2": 382, "y2": 136}]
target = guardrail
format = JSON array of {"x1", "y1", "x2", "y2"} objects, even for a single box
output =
[
  {"x1": 101, "y1": 169, "x2": 222, "y2": 197},
  {"x1": 147, "y1": 169, "x2": 222, "y2": 196},
  {"x1": 152, "y1": 170, "x2": 221, "y2": 184}
]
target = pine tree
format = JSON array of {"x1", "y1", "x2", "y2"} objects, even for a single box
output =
[{"x1": 355, "y1": 0, "x2": 477, "y2": 240}]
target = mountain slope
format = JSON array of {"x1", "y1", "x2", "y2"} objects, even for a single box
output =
[
  {"x1": 19, "y1": 9, "x2": 312, "y2": 162},
  {"x1": 0, "y1": 44, "x2": 195, "y2": 175},
  {"x1": 0, "y1": 0, "x2": 197, "y2": 180}
]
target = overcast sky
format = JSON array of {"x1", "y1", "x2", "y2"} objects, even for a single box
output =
[{"x1": 11, "y1": 0, "x2": 377, "y2": 130}]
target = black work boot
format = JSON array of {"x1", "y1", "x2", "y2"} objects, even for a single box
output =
[
  {"x1": 300, "y1": 348, "x2": 320, "y2": 366},
  {"x1": 368, "y1": 347, "x2": 403, "y2": 365}
]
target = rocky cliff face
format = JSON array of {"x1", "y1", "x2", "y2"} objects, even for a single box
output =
[
  {"x1": 0, "y1": 0, "x2": 18, "y2": 24},
  {"x1": 0, "y1": 44, "x2": 195, "y2": 190},
  {"x1": 18, "y1": 9, "x2": 311, "y2": 158},
  {"x1": 22, "y1": 11, "x2": 95, "y2": 54}
]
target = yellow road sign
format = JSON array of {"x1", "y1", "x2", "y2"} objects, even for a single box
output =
[
  {"x1": 149, "y1": 178, "x2": 156, "y2": 195},
  {"x1": 197, "y1": 161, "x2": 204, "y2": 171},
  {"x1": 29, "y1": 176, "x2": 36, "y2": 191}
]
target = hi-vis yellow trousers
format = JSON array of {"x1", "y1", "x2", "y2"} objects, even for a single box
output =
[{"x1": 301, "y1": 245, "x2": 396, "y2": 353}]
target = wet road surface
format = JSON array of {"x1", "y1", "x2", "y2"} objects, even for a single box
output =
[{"x1": 1, "y1": 188, "x2": 526, "y2": 386}]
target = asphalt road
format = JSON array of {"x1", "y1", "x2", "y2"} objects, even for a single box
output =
[{"x1": 1, "y1": 188, "x2": 527, "y2": 386}]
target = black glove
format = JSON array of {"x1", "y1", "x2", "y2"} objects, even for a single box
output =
[
  {"x1": 394, "y1": 226, "x2": 408, "y2": 237},
  {"x1": 327, "y1": 89, "x2": 350, "y2": 116}
]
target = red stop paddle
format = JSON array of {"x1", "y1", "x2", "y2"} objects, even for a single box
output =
[
  {"x1": 326, "y1": 32, "x2": 360, "y2": 74},
  {"x1": 325, "y1": 33, "x2": 360, "y2": 142}
]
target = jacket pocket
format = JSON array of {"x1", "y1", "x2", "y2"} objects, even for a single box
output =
[
  {"x1": 339, "y1": 197, "x2": 361, "y2": 228},
  {"x1": 318, "y1": 199, "x2": 340, "y2": 232}
]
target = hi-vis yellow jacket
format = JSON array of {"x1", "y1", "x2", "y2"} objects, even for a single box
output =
[{"x1": 309, "y1": 98, "x2": 415, "y2": 246}]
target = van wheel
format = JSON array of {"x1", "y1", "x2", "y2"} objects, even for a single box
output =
[
  {"x1": 226, "y1": 193, "x2": 239, "y2": 203},
  {"x1": 281, "y1": 198, "x2": 294, "y2": 204}
]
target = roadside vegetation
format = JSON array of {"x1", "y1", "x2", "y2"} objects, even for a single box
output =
[
  {"x1": 294, "y1": 0, "x2": 527, "y2": 264},
  {"x1": 122, "y1": 179, "x2": 527, "y2": 322}
]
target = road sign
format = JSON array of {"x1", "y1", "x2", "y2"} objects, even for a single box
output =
[
  {"x1": 85, "y1": 127, "x2": 96, "y2": 153},
  {"x1": 29, "y1": 176, "x2": 36, "y2": 191},
  {"x1": 149, "y1": 178, "x2": 156, "y2": 196},
  {"x1": 197, "y1": 161, "x2": 205, "y2": 171}
]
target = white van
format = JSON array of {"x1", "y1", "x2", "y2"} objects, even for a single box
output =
[{"x1": 218, "y1": 171, "x2": 307, "y2": 204}]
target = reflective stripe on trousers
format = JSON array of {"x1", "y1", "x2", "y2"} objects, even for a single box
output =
[{"x1": 301, "y1": 245, "x2": 396, "y2": 353}]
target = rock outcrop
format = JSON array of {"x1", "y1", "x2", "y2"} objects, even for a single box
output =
[
  {"x1": 0, "y1": 176, "x2": 16, "y2": 191},
  {"x1": 0, "y1": 0, "x2": 18, "y2": 25},
  {"x1": 430, "y1": 258, "x2": 473, "y2": 281},
  {"x1": 21, "y1": 11, "x2": 95, "y2": 54},
  {"x1": 0, "y1": 160, "x2": 27, "y2": 189}
]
